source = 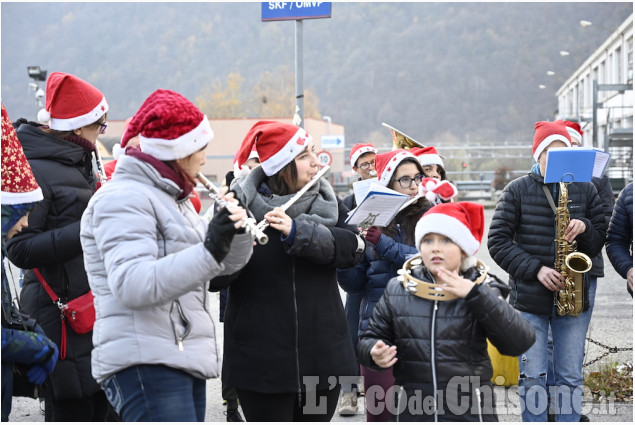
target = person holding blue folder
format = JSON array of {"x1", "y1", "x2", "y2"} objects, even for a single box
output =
[
  {"x1": 337, "y1": 149, "x2": 433, "y2": 421},
  {"x1": 487, "y1": 120, "x2": 607, "y2": 422}
]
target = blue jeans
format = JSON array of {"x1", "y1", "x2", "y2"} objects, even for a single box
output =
[
  {"x1": 519, "y1": 278, "x2": 596, "y2": 422},
  {"x1": 101, "y1": 364, "x2": 206, "y2": 422},
  {"x1": 546, "y1": 278, "x2": 597, "y2": 417}
]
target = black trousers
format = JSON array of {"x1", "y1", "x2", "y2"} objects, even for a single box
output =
[
  {"x1": 236, "y1": 385, "x2": 340, "y2": 422},
  {"x1": 44, "y1": 390, "x2": 113, "y2": 422}
]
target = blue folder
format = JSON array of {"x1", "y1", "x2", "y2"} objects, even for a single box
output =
[{"x1": 544, "y1": 148, "x2": 594, "y2": 184}]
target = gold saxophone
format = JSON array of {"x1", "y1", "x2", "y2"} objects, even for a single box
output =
[{"x1": 553, "y1": 182, "x2": 592, "y2": 317}]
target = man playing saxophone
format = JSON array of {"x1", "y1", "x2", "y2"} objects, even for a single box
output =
[{"x1": 487, "y1": 121, "x2": 607, "y2": 422}]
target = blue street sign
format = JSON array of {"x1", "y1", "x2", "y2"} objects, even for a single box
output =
[{"x1": 261, "y1": 2, "x2": 332, "y2": 21}]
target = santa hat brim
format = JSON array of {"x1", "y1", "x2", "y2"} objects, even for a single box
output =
[
  {"x1": 260, "y1": 128, "x2": 311, "y2": 176},
  {"x1": 48, "y1": 97, "x2": 109, "y2": 131},
  {"x1": 140, "y1": 116, "x2": 213, "y2": 161},
  {"x1": 1, "y1": 187, "x2": 43, "y2": 205},
  {"x1": 414, "y1": 213, "x2": 479, "y2": 256},
  {"x1": 417, "y1": 153, "x2": 443, "y2": 167},
  {"x1": 533, "y1": 134, "x2": 571, "y2": 161}
]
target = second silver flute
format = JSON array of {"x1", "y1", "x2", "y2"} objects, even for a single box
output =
[{"x1": 195, "y1": 173, "x2": 269, "y2": 245}]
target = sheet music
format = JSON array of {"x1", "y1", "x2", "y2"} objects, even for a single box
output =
[
  {"x1": 592, "y1": 149, "x2": 611, "y2": 178},
  {"x1": 352, "y1": 177, "x2": 378, "y2": 206},
  {"x1": 345, "y1": 191, "x2": 409, "y2": 227}
]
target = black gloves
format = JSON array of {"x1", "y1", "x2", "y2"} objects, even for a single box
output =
[{"x1": 204, "y1": 206, "x2": 239, "y2": 263}]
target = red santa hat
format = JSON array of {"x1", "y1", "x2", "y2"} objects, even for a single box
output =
[
  {"x1": 374, "y1": 149, "x2": 417, "y2": 187},
  {"x1": 36, "y1": 72, "x2": 108, "y2": 131},
  {"x1": 555, "y1": 120, "x2": 583, "y2": 145},
  {"x1": 121, "y1": 89, "x2": 214, "y2": 161},
  {"x1": 1, "y1": 104, "x2": 43, "y2": 205},
  {"x1": 532, "y1": 121, "x2": 572, "y2": 162},
  {"x1": 410, "y1": 146, "x2": 444, "y2": 168},
  {"x1": 419, "y1": 177, "x2": 458, "y2": 203},
  {"x1": 414, "y1": 202, "x2": 484, "y2": 256},
  {"x1": 349, "y1": 143, "x2": 378, "y2": 168},
  {"x1": 234, "y1": 120, "x2": 311, "y2": 177}
]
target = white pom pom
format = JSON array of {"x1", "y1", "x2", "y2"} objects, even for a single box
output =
[
  {"x1": 112, "y1": 143, "x2": 124, "y2": 160},
  {"x1": 425, "y1": 191, "x2": 437, "y2": 203},
  {"x1": 425, "y1": 180, "x2": 437, "y2": 191},
  {"x1": 37, "y1": 109, "x2": 50, "y2": 123}
]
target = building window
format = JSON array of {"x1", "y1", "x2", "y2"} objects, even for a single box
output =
[
  {"x1": 615, "y1": 47, "x2": 622, "y2": 83},
  {"x1": 627, "y1": 39, "x2": 633, "y2": 83}
]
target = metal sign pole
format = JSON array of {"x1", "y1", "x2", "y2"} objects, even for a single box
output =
[{"x1": 295, "y1": 19, "x2": 304, "y2": 128}]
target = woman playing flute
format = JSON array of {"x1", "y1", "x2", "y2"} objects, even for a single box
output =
[
  {"x1": 216, "y1": 120, "x2": 363, "y2": 421},
  {"x1": 79, "y1": 89, "x2": 253, "y2": 421}
]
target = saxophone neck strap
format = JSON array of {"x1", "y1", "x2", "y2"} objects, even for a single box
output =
[
  {"x1": 542, "y1": 184, "x2": 558, "y2": 214},
  {"x1": 399, "y1": 254, "x2": 488, "y2": 301}
]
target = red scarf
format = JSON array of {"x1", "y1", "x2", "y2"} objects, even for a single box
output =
[{"x1": 125, "y1": 147, "x2": 192, "y2": 200}]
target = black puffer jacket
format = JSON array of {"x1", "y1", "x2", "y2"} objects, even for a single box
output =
[
  {"x1": 606, "y1": 183, "x2": 633, "y2": 285},
  {"x1": 5, "y1": 122, "x2": 100, "y2": 399},
  {"x1": 588, "y1": 175, "x2": 615, "y2": 278},
  {"x1": 358, "y1": 265, "x2": 535, "y2": 421},
  {"x1": 218, "y1": 208, "x2": 362, "y2": 394},
  {"x1": 487, "y1": 172, "x2": 607, "y2": 316}
]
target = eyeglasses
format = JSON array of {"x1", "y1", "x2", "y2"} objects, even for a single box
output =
[
  {"x1": 395, "y1": 174, "x2": 424, "y2": 188},
  {"x1": 358, "y1": 160, "x2": 375, "y2": 170},
  {"x1": 96, "y1": 121, "x2": 108, "y2": 135}
]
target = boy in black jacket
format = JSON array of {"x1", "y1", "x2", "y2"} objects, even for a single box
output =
[
  {"x1": 488, "y1": 121, "x2": 607, "y2": 421},
  {"x1": 358, "y1": 202, "x2": 535, "y2": 421}
]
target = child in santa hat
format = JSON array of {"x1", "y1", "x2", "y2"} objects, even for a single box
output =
[
  {"x1": 337, "y1": 148, "x2": 434, "y2": 421},
  {"x1": 78, "y1": 89, "x2": 253, "y2": 421},
  {"x1": 5, "y1": 72, "x2": 113, "y2": 421},
  {"x1": 215, "y1": 120, "x2": 363, "y2": 421},
  {"x1": 488, "y1": 120, "x2": 606, "y2": 421},
  {"x1": 358, "y1": 202, "x2": 535, "y2": 421},
  {"x1": 1, "y1": 104, "x2": 59, "y2": 422}
]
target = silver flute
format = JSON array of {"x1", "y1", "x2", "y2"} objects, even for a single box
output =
[
  {"x1": 195, "y1": 172, "x2": 269, "y2": 245},
  {"x1": 93, "y1": 146, "x2": 107, "y2": 185},
  {"x1": 255, "y1": 165, "x2": 330, "y2": 233}
]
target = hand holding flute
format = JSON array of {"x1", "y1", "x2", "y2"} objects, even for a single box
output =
[{"x1": 196, "y1": 172, "x2": 269, "y2": 245}]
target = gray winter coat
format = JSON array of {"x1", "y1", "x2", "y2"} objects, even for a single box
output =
[{"x1": 80, "y1": 155, "x2": 253, "y2": 383}]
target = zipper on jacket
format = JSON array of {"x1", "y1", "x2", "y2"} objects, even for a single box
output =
[
  {"x1": 430, "y1": 299, "x2": 439, "y2": 422},
  {"x1": 170, "y1": 300, "x2": 191, "y2": 351},
  {"x1": 291, "y1": 259, "x2": 302, "y2": 409},
  {"x1": 475, "y1": 387, "x2": 483, "y2": 421}
]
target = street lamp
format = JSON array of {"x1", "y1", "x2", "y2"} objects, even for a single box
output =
[
  {"x1": 27, "y1": 66, "x2": 47, "y2": 109},
  {"x1": 547, "y1": 70, "x2": 556, "y2": 76},
  {"x1": 539, "y1": 84, "x2": 547, "y2": 89},
  {"x1": 322, "y1": 115, "x2": 332, "y2": 134},
  {"x1": 580, "y1": 20, "x2": 593, "y2": 27},
  {"x1": 559, "y1": 51, "x2": 570, "y2": 57},
  {"x1": 27, "y1": 66, "x2": 47, "y2": 81}
]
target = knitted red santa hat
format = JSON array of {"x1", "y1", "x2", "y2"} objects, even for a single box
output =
[
  {"x1": 37, "y1": 72, "x2": 108, "y2": 131},
  {"x1": 374, "y1": 149, "x2": 417, "y2": 187},
  {"x1": 1, "y1": 104, "x2": 43, "y2": 205},
  {"x1": 233, "y1": 120, "x2": 311, "y2": 177},
  {"x1": 419, "y1": 177, "x2": 458, "y2": 203},
  {"x1": 532, "y1": 121, "x2": 572, "y2": 161},
  {"x1": 414, "y1": 202, "x2": 484, "y2": 256},
  {"x1": 121, "y1": 89, "x2": 213, "y2": 161},
  {"x1": 555, "y1": 120, "x2": 583, "y2": 145},
  {"x1": 349, "y1": 143, "x2": 377, "y2": 168},
  {"x1": 410, "y1": 146, "x2": 444, "y2": 168}
]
